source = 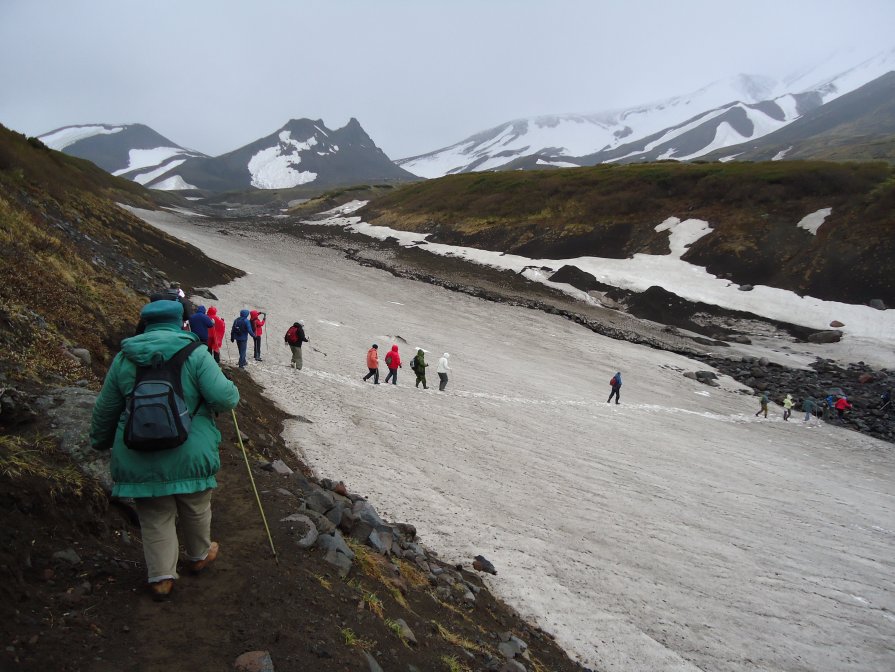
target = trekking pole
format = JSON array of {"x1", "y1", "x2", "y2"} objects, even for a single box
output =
[
  {"x1": 231, "y1": 409, "x2": 279, "y2": 565},
  {"x1": 264, "y1": 315, "x2": 269, "y2": 355},
  {"x1": 226, "y1": 338, "x2": 232, "y2": 363},
  {"x1": 880, "y1": 400, "x2": 891, "y2": 411}
]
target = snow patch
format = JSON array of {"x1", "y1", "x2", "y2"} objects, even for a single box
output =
[
  {"x1": 113, "y1": 147, "x2": 185, "y2": 175},
  {"x1": 132, "y1": 159, "x2": 186, "y2": 185},
  {"x1": 797, "y1": 208, "x2": 832, "y2": 235},
  {"x1": 39, "y1": 124, "x2": 124, "y2": 150},
  {"x1": 772, "y1": 146, "x2": 793, "y2": 161},
  {"x1": 248, "y1": 131, "x2": 318, "y2": 189},
  {"x1": 150, "y1": 175, "x2": 198, "y2": 191}
]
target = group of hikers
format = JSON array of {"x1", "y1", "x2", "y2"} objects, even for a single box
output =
[
  {"x1": 362, "y1": 344, "x2": 453, "y2": 391},
  {"x1": 753, "y1": 390, "x2": 882, "y2": 424}
]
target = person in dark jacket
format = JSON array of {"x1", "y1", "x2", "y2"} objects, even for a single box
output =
[
  {"x1": 90, "y1": 300, "x2": 239, "y2": 600},
  {"x1": 284, "y1": 320, "x2": 309, "y2": 369},
  {"x1": 134, "y1": 286, "x2": 193, "y2": 335},
  {"x1": 755, "y1": 391, "x2": 769, "y2": 418},
  {"x1": 384, "y1": 345, "x2": 401, "y2": 385},
  {"x1": 249, "y1": 310, "x2": 266, "y2": 362},
  {"x1": 230, "y1": 309, "x2": 252, "y2": 369},
  {"x1": 802, "y1": 396, "x2": 817, "y2": 422},
  {"x1": 188, "y1": 306, "x2": 215, "y2": 345},
  {"x1": 412, "y1": 348, "x2": 428, "y2": 389},
  {"x1": 607, "y1": 372, "x2": 622, "y2": 404}
]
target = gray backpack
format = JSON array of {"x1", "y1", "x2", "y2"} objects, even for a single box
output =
[{"x1": 123, "y1": 342, "x2": 203, "y2": 451}]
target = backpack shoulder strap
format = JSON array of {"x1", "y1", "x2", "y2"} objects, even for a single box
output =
[{"x1": 168, "y1": 341, "x2": 206, "y2": 416}]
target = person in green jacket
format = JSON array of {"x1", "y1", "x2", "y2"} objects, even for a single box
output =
[
  {"x1": 754, "y1": 391, "x2": 770, "y2": 418},
  {"x1": 412, "y1": 348, "x2": 428, "y2": 389},
  {"x1": 90, "y1": 300, "x2": 240, "y2": 600}
]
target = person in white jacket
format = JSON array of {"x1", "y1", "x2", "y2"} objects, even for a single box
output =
[{"x1": 436, "y1": 352, "x2": 451, "y2": 391}]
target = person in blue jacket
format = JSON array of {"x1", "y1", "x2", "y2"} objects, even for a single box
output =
[
  {"x1": 188, "y1": 306, "x2": 215, "y2": 345},
  {"x1": 607, "y1": 372, "x2": 622, "y2": 404},
  {"x1": 230, "y1": 309, "x2": 253, "y2": 369}
]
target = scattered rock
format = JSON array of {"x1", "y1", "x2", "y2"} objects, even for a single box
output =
[
  {"x1": 727, "y1": 334, "x2": 752, "y2": 344},
  {"x1": 830, "y1": 320, "x2": 845, "y2": 328},
  {"x1": 281, "y1": 514, "x2": 318, "y2": 549},
  {"x1": 737, "y1": 284, "x2": 754, "y2": 292},
  {"x1": 858, "y1": 373, "x2": 875, "y2": 384},
  {"x1": 234, "y1": 650, "x2": 275, "y2": 672},
  {"x1": 268, "y1": 459, "x2": 293, "y2": 476},
  {"x1": 316, "y1": 530, "x2": 355, "y2": 560},
  {"x1": 192, "y1": 287, "x2": 218, "y2": 300},
  {"x1": 70, "y1": 348, "x2": 91, "y2": 366},
  {"x1": 333, "y1": 481, "x2": 348, "y2": 496},
  {"x1": 52, "y1": 548, "x2": 82, "y2": 565},
  {"x1": 869, "y1": 299, "x2": 887, "y2": 311},
  {"x1": 305, "y1": 489, "x2": 336, "y2": 514},
  {"x1": 473, "y1": 554, "x2": 497, "y2": 575},
  {"x1": 363, "y1": 651, "x2": 384, "y2": 672},
  {"x1": 806, "y1": 330, "x2": 843, "y2": 344},
  {"x1": 393, "y1": 618, "x2": 417, "y2": 645}
]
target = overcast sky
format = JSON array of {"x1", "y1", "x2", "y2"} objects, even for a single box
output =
[{"x1": 1, "y1": 0, "x2": 893, "y2": 159}]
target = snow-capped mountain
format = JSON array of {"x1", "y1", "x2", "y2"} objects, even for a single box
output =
[
  {"x1": 398, "y1": 48, "x2": 895, "y2": 177},
  {"x1": 146, "y1": 118, "x2": 416, "y2": 192},
  {"x1": 38, "y1": 123, "x2": 207, "y2": 186}
]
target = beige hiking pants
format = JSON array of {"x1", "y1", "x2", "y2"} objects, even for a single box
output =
[
  {"x1": 290, "y1": 345, "x2": 303, "y2": 369},
  {"x1": 134, "y1": 489, "x2": 214, "y2": 583}
]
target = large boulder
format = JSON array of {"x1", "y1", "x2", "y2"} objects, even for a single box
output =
[{"x1": 807, "y1": 330, "x2": 843, "y2": 344}]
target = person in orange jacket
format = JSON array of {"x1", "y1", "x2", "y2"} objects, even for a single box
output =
[
  {"x1": 249, "y1": 310, "x2": 266, "y2": 362},
  {"x1": 384, "y1": 345, "x2": 401, "y2": 385},
  {"x1": 363, "y1": 344, "x2": 380, "y2": 384}
]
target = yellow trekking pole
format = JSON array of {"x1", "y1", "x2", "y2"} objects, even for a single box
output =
[{"x1": 231, "y1": 408, "x2": 279, "y2": 565}]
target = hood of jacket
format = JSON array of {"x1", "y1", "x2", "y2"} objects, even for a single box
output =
[
  {"x1": 240, "y1": 309, "x2": 250, "y2": 318},
  {"x1": 207, "y1": 306, "x2": 218, "y2": 317},
  {"x1": 250, "y1": 310, "x2": 259, "y2": 320},
  {"x1": 196, "y1": 305, "x2": 207, "y2": 314},
  {"x1": 391, "y1": 345, "x2": 399, "y2": 352},
  {"x1": 443, "y1": 352, "x2": 450, "y2": 358},
  {"x1": 120, "y1": 325, "x2": 199, "y2": 367}
]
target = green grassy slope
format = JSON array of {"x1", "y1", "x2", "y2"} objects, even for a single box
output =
[{"x1": 360, "y1": 161, "x2": 895, "y2": 305}]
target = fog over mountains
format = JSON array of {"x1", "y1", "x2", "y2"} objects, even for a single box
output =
[{"x1": 39, "y1": 48, "x2": 895, "y2": 191}]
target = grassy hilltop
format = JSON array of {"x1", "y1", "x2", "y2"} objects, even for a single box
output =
[{"x1": 359, "y1": 161, "x2": 895, "y2": 305}]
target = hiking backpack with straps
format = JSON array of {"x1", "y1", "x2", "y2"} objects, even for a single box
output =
[
  {"x1": 285, "y1": 325, "x2": 299, "y2": 345},
  {"x1": 123, "y1": 341, "x2": 204, "y2": 451}
]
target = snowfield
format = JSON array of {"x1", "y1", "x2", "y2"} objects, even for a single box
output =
[
  {"x1": 248, "y1": 130, "x2": 319, "y2": 189},
  {"x1": 134, "y1": 207, "x2": 895, "y2": 672},
  {"x1": 39, "y1": 124, "x2": 124, "y2": 150}
]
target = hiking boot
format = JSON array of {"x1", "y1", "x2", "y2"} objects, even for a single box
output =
[
  {"x1": 188, "y1": 542, "x2": 219, "y2": 574},
  {"x1": 149, "y1": 578, "x2": 174, "y2": 601}
]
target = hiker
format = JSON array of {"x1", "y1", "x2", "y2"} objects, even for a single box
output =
[
  {"x1": 384, "y1": 345, "x2": 401, "y2": 385},
  {"x1": 412, "y1": 348, "x2": 428, "y2": 389},
  {"x1": 249, "y1": 310, "x2": 266, "y2": 362},
  {"x1": 284, "y1": 320, "x2": 309, "y2": 369},
  {"x1": 880, "y1": 389, "x2": 891, "y2": 409},
  {"x1": 188, "y1": 306, "x2": 215, "y2": 346},
  {"x1": 230, "y1": 309, "x2": 252, "y2": 369},
  {"x1": 607, "y1": 372, "x2": 622, "y2": 404},
  {"x1": 89, "y1": 300, "x2": 239, "y2": 600},
  {"x1": 206, "y1": 306, "x2": 226, "y2": 363},
  {"x1": 782, "y1": 393, "x2": 794, "y2": 421},
  {"x1": 823, "y1": 395, "x2": 835, "y2": 422},
  {"x1": 363, "y1": 343, "x2": 380, "y2": 384},
  {"x1": 170, "y1": 281, "x2": 186, "y2": 298},
  {"x1": 834, "y1": 396, "x2": 852, "y2": 423},
  {"x1": 755, "y1": 391, "x2": 769, "y2": 418},
  {"x1": 437, "y1": 352, "x2": 451, "y2": 391},
  {"x1": 802, "y1": 396, "x2": 817, "y2": 422}
]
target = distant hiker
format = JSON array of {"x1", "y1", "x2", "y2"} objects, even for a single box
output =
[
  {"x1": 384, "y1": 345, "x2": 402, "y2": 385},
  {"x1": 880, "y1": 389, "x2": 891, "y2": 409},
  {"x1": 230, "y1": 309, "x2": 252, "y2": 369},
  {"x1": 802, "y1": 396, "x2": 817, "y2": 422},
  {"x1": 89, "y1": 299, "x2": 239, "y2": 601},
  {"x1": 607, "y1": 372, "x2": 622, "y2": 404},
  {"x1": 170, "y1": 281, "x2": 186, "y2": 298},
  {"x1": 411, "y1": 348, "x2": 429, "y2": 389},
  {"x1": 188, "y1": 305, "x2": 215, "y2": 345},
  {"x1": 249, "y1": 310, "x2": 266, "y2": 362},
  {"x1": 363, "y1": 344, "x2": 380, "y2": 384},
  {"x1": 284, "y1": 320, "x2": 309, "y2": 369},
  {"x1": 206, "y1": 306, "x2": 226, "y2": 363},
  {"x1": 755, "y1": 391, "x2": 769, "y2": 418},
  {"x1": 437, "y1": 352, "x2": 451, "y2": 391},
  {"x1": 782, "y1": 393, "x2": 794, "y2": 421},
  {"x1": 823, "y1": 395, "x2": 836, "y2": 422},
  {"x1": 834, "y1": 396, "x2": 852, "y2": 424}
]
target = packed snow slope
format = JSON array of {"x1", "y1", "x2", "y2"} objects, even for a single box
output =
[
  {"x1": 140, "y1": 207, "x2": 894, "y2": 672},
  {"x1": 359, "y1": 161, "x2": 895, "y2": 307}
]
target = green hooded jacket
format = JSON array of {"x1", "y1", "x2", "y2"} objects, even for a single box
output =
[
  {"x1": 413, "y1": 350, "x2": 427, "y2": 379},
  {"x1": 90, "y1": 301, "x2": 240, "y2": 498}
]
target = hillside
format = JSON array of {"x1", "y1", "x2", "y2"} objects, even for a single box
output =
[
  {"x1": 0, "y1": 125, "x2": 582, "y2": 671},
  {"x1": 358, "y1": 161, "x2": 895, "y2": 305},
  {"x1": 701, "y1": 71, "x2": 895, "y2": 163}
]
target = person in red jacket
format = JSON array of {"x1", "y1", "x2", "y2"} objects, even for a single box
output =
[
  {"x1": 363, "y1": 344, "x2": 380, "y2": 384},
  {"x1": 384, "y1": 344, "x2": 401, "y2": 385},
  {"x1": 249, "y1": 310, "x2": 266, "y2": 362},
  {"x1": 834, "y1": 396, "x2": 852, "y2": 424},
  {"x1": 206, "y1": 306, "x2": 226, "y2": 363}
]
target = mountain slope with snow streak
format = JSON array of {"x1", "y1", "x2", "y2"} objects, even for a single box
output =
[{"x1": 399, "y1": 49, "x2": 895, "y2": 176}]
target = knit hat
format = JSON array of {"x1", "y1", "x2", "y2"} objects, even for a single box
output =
[
  {"x1": 372, "y1": 344, "x2": 378, "y2": 349},
  {"x1": 140, "y1": 300, "x2": 183, "y2": 324}
]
